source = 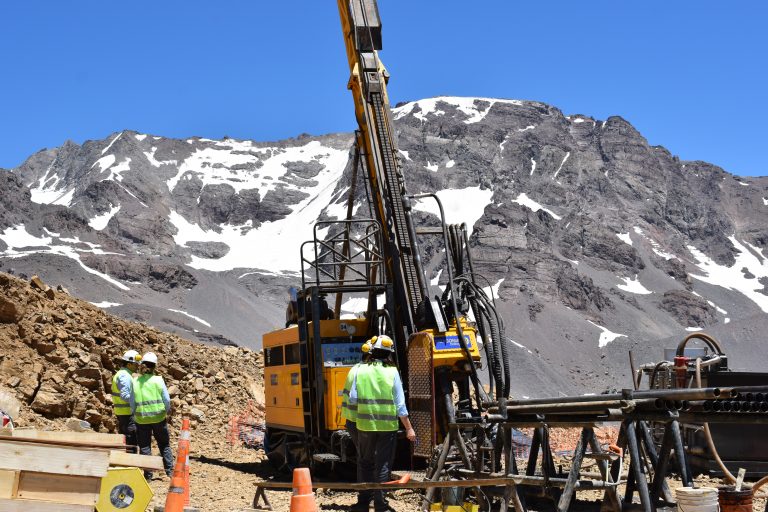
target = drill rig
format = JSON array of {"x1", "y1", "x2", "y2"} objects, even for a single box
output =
[
  {"x1": 258, "y1": 3, "x2": 768, "y2": 511},
  {"x1": 262, "y1": 0, "x2": 509, "y2": 471}
]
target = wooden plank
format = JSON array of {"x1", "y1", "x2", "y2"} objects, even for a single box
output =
[
  {"x1": 0, "y1": 440, "x2": 110, "y2": 477},
  {"x1": 0, "y1": 470, "x2": 20, "y2": 499},
  {"x1": 0, "y1": 498, "x2": 94, "y2": 511},
  {"x1": 0, "y1": 428, "x2": 125, "y2": 447},
  {"x1": 17, "y1": 472, "x2": 100, "y2": 506},
  {"x1": 109, "y1": 450, "x2": 164, "y2": 471}
]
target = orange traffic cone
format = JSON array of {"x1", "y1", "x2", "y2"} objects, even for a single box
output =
[
  {"x1": 289, "y1": 467, "x2": 318, "y2": 512},
  {"x1": 164, "y1": 418, "x2": 192, "y2": 512}
]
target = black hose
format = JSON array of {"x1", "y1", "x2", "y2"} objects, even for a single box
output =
[{"x1": 676, "y1": 332, "x2": 725, "y2": 357}]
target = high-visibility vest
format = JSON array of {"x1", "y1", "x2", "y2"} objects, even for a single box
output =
[
  {"x1": 111, "y1": 368, "x2": 132, "y2": 417},
  {"x1": 341, "y1": 364, "x2": 361, "y2": 423},
  {"x1": 354, "y1": 362, "x2": 399, "y2": 432},
  {"x1": 133, "y1": 374, "x2": 167, "y2": 425}
]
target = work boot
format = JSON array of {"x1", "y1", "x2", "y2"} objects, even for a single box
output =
[
  {"x1": 349, "y1": 501, "x2": 371, "y2": 511},
  {"x1": 373, "y1": 503, "x2": 396, "y2": 512}
]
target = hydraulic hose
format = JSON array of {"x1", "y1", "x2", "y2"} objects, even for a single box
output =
[
  {"x1": 475, "y1": 285, "x2": 510, "y2": 398},
  {"x1": 677, "y1": 332, "x2": 725, "y2": 357},
  {"x1": 694, "y1": 357, "x2": 736, "y2": 483},
  {"x1": 469, "y1": 294, "x2": 502, "y2": 400}
]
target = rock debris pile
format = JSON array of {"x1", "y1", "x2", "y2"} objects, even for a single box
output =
[{"x1": 0, "y1": 271, "x2": 264, "y2": 443}]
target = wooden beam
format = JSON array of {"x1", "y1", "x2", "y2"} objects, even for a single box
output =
[
  {"x1": 109, "y1": 450, "x2": 164, "y2": 471},
  {"x1": 0, "y1": 498, "x2": 94, "y2": 511},
  {"x1": 17, "y1": 472, "x2": 100, "y2": 506},
  {"x1": 0, "y1": 428, "x2": 124, "y2": 447},
  {"x1": 0, "y1": 470, "x2": 20, "y2": 499},
  {"x1": 0, "y1": 440, "x2": 109, "y2": 477}
]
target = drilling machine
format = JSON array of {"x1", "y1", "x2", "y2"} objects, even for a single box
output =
[
  {"x1": 262, "y1": 0, "x2": 509, "y2": 471},
  {"x1": 258, "y1": 4, "x2": 768, "y2": 511}
]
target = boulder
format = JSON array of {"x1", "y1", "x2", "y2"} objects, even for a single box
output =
[
  {"x1": 31, "y1": 383, "x2": 74, "y2": 418},
  {"x1": 71, "y1": 367, "x2": 103, "y2": 390},
  {"x1": 188, "y1": 407, "x2": 206, "y2": 421},
  {"x1": 0, "y1": 295, "x2": 25, "y2": 323},
  {"x1": 66, "y1": 417, "x2": 93, "y2": 432}
]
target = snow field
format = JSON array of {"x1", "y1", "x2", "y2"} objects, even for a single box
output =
[{"x1": 392, "y1": 96, "x2": 523, "y2": 124}]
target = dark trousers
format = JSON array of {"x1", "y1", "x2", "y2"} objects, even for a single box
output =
[
  {"x1": 136, "y1": 420, "x2": 174, "y2": 478},
  {"x1": 116, "y1": 414, "x2": 137, "y2": 452},
  {"x1": 353, "y1": 424, "x2": 397, "y2": 510}
]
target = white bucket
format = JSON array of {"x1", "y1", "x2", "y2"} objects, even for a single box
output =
[{"x1": 677, "y1": 487, "x2": 720, "y2": 512}]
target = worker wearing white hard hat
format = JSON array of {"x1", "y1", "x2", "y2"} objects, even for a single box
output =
[
  {"x1": 112, "y1": 349, "x2": 141, "y2": 451},
  {"x1": 133, "y1": 352, "x2": 174, "y2": 479},
  {"x1": 344, "y1": 334, "x2": 415, "y2": 512}
]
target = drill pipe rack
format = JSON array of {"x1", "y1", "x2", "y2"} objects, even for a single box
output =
[{"x1": 423, "y1": 386, "x2": 768, "y2": 512}]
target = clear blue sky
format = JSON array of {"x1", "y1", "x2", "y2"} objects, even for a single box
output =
[{"x1": 1, "y1": 1, "x2": 766, "y2": 176}]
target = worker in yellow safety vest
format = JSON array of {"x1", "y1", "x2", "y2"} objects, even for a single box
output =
[
  {"x1": 112, "y1": 350, "x2": 140, "y2": 451},
  {"x1": 342, "y1": 335, "x2": 416, "y2": 512},
  {"x1": 133, "y1": 352, "x2": 174, "y2": 480}
]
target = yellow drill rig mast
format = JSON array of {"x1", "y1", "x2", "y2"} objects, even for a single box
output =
[{"x1": 262, "y1": 0, "x2": 510, "y2": 471}]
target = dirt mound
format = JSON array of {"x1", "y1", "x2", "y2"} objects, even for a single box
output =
[{"x1": 0, "y1": 271, "x2": 264, "y2": 448}]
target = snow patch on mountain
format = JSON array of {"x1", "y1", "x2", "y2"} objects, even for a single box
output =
[
  {"x1": 511, "y1": 193, "x2": 562, "y2": 220},
  {"x1": 552, "y1": 152, "x2": 570, "y2": 180},
  {"x1": 102, "y1": 132, "x2": 123, "y2": 154},
  {"x1": 168, "y1": 308, "x2": 211, "y2": 327},
  {"x1": 92, "y1": 154, "x2": 116, "y2": 172},
  {"x1": 167, "y1": 140, "x2": 346, "y2": 196},
  {"x1": 103, "y1": 158, "x2": 132, "y2": 182},
  {"x1": 616, "y1": 232, "x2": 632, "y2": 245},
  {"x1": 26, "y1": 159, "x2": 76, "y2": 206},
  {"x1": 393, "y1": 96, "x2": 523, "y2": 124},
  {"x1": 633, "y1": 226, "x2": 676, "y2": 260},
  {"x1": 143, "y1": 148, "x2": 177, "y2": 168},
  {"x1": 169, "y1": 142, "x2": 348, "y2": 273},
  {"x1": 91, "y1": 301, "x2": 122, "y2": 308},
  {"x1": 587, "y1": 321, "x2": 627, "y2": 348},
  {"x1": 688, "y1": 236, "x2": 768, "y2": 313},
  {"x1": 0, "y1": 225, "x2": 129, "y2": 290},
  {"x1": 412, "y1": 187, "x2": 493, "y2": 235},
  {"x1": 89, "y1": 205, "x2": 121, "y2": 231},
  {"x1": 617, "y1": 275, "x2": 652, "y2": 294}
]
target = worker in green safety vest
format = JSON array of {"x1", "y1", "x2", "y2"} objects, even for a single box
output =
[
  {"x1": 133, "y1": 352, "x2": 174, "y2": 480},
  {"x1": 112, "y1": 350, "x2": 140, "y2": 451},
  {"x1": 343, "y1": 335, "x2": 415, "y2": 512}
]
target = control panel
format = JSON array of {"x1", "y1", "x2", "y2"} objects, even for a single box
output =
[{"x1": 322, "y1": 342, "x2": 364, "y2": 366}]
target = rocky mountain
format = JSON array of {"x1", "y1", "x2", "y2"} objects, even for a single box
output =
[{"x1": 2, "y1": 96, "x2": 767, "y2": 397}]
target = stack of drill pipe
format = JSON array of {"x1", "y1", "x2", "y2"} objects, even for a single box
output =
[
  {"x1": 478, "y1": 386, "x2": 768, "y2": 427},
  {"x1": 698, "y1": 399, "x2": 768, "y2": 413}
]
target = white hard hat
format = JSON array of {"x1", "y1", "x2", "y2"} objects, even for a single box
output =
[
  {"x1": 141, "y1": 352, "x2": 158, "y2": 365},
  {"x1": 121, "y1": 350, "x2": 140, "y2": 363},
  {"x1": 362, "y1": 334, "x2": 395, "y2": 354}
]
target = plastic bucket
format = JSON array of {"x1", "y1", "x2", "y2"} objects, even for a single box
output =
[
  {"x1": 718, "y1": 486, "x2": 753, "y2": 512},
  {"x1": 677, "y1": 487, "x2": 720, "y2": 512}
]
